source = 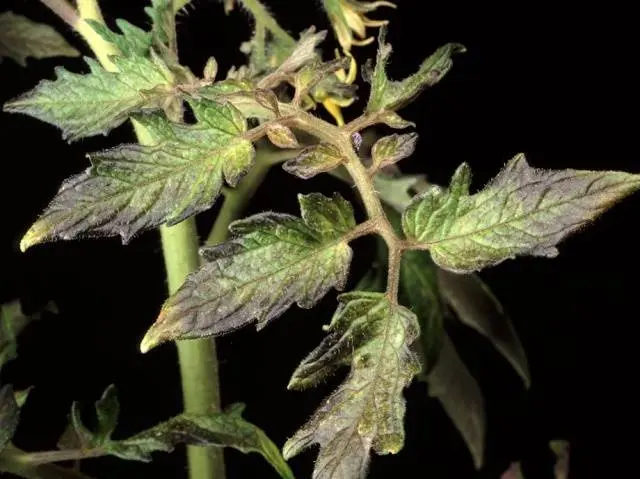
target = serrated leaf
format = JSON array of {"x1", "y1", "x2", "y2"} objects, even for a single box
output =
[
  {"x1": 400, "y1": 250, "x2": 444, "y2": 373},
  {"x1": 0, "y1": 12, "x2": 79, "y2": 66},
  {"x1": 266, "y1": 123, "x2": 299, "y2": 149},
  {"x1": 403, "y1": 154, "x2": 640, "y2": 273},
  {"x1": 371, "y1": 133, "x2": 418, "y2": 171},
  {"x1": 3, "y1": 53, "x2": 174, "y2": 141},
  {"x1": 63, "y1": 387, "x2": 293, "y2": 478},
  {"x1": 284, "y1": 292, "x2": 421, "y2": 479},
  {"x1": 0, "y1": 385, "x2": 19, "y2": 453},
  {"x1": 145, "y1": 0, "x2": 175, "y2": 51},
  {"x1": 19, "y1": 100, "x2": 253, "y2": 251},
  {"x1": 437, "y1": 269, "x2": 530, "y2": 386},
  {"x1": 366, "y1": 28, "x2": 464, "y2": 112},
  {"x1": 427, "y1": 333, "x2": 485, "y2": 469},
  {"x1": 140, "y1": 193, "x2": 357, "y2": 352},
  {"x1": 86, "y1": 19, "x2": 152, "y2": 58},
  {"x1": 283, "y1": 144, "x2": 343, "y2": 179}
]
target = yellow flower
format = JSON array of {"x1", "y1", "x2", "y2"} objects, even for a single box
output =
[
  {"x1": 309, "y1": 51, "x2": 358, "y2": 126},
  {"x1": 325, "y1": 0, "x2": 397, "y2": 52}
]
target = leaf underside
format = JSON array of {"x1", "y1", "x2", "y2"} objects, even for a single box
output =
[
  {"x1": 0, "y1": 12, "x2": 79, "y2": 66},
  {"x1": 284, "y1": 292, "x2": 421, "y2": 479},
  {"x1": 403, "y1": 154, "x2": 640, "y2": 273},
  {"x1": 140, "y1": 193, "x2": 357, "y2": 352},
  {"x1": 19, "y1": 100, "x2": 253, "y2": 251}
]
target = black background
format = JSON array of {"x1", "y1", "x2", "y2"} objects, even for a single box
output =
[{"x1": 1, "y1": 1, "x2": 636, "y2": 478}]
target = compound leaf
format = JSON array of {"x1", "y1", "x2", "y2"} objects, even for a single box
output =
[
  {"x1": 366, "y1": 28, "x2": 464, "y2": 113},
  {"x1": 438, "y1": 269, "x2": 530, "y2": 386},
  {"x1": 62, "y1": 386, "x2": 293, "y2": 478},
  {"x1": 0, "y1": 385, "x2": 19, "y2": 453},
  {"x1": 284, "y1": 292, "x2": 421, "y2": 479},
  {"x1": 427, "y1": 333, "x2": 485, "y2": 469},
  {"x1": 0, "y1": 12, "x2": 79, "y2": 66},
  {"x1": 140, "y1": 193, "x2": 357, "y2": 352},
  {"x1": 403, "y1": 154, "x2": 640, "y2": 273},
  {"x1": 3, "y1": 53, "x2": 174, "y2": 141},
  {"x1": 19, "y1": 100, "x2": 253, "y2": 251}
]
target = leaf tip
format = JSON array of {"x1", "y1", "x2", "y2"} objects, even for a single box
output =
[
  {"x1": 139, "y1": 321, "x2": 169, "y2": 354},
  {"x1": 19, "y1": 225, "x2": 43, "y2": 252}
]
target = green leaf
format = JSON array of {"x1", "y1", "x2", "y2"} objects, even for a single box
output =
[
  {"x1": 283, "y1": 144, "x2": 343, "y2": 179},
  {"x1": 400, "y1": 250, "x2": 444, "y2": 373},
  {"x1": 371, "y1": 133, "x2": 418, "y2": 171},
  {"x1": 373, "y1": 172, "x2": 424, "y2": 213},
  {"x1": 3, "y1": 53, "x2": 175, "y2": 141},
  {"x1": 19, "y1": 100, "x2": 253, "y2": 251},
  {"x1": 63, "y1": 386, "x2": 294, "y2": 478},
  {"x1": 284, "y1": 292, "x2": 421, "y2": 478},
  {"x1": 437, "y1": 269, "x2": 530, "y2": 386},
  {"x1": 365, "y1": 28, "x2": 465, "y2": 112},
  {"x1": 427, "y1": 333, "x2": 485, "y2": 469},
  {"x1": 1, "y1": 299, "x2": 55, "y2": 371},
  {"x1": 403, "y1": 154, "x2": 640, "y2": 273},
  {"x1": 145, "y1": 0, "x2": 175, "y2": 51},
  {"x1": 140, "y1": 193, "x2": 357, "y2": 352},
  {"x1": 0, "y1": 12, "x2": 79, "y2": 66},
  {"x1": 86, "y1": 19, "x2": 152, "y2": 58},
  {"x1": 0, "y1": 385, "x2": 19, "y2": 453}
]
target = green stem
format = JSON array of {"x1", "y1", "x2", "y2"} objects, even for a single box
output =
[
  {"x1": 238, "y1": 0, "x2": 295, "y2": 45},
  {"x1": 0, "y1": 446, "x2": 96, "y2": 479}
]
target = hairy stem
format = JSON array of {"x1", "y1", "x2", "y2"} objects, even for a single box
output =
[
  {"x1": 0, "y1": 446, "x2": 96, "y2": 479},
  {"x1": 238, "y1": 0, "x2": 295, "y2": 45},
  {"x1": 40, "y1": 2, "x2": 225, "y2": 478}
]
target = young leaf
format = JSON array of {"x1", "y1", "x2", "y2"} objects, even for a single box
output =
[
  {"x1": 365, "y1": 28, "x2": 465, "y2": 112},
  {"x1": 0, "y1": 385, "x2": 19, "y2": 453},
  {"x1": 266, "y1": 124, "x2": 299, "y2": 149},
  {"x1": 370, "y1": 133, "x2": 418, "y2": 171},
  {"x1": 283, "y1": 144, "x2": 343, "y2": 179},
  {"x1": 3, "y1": 53, "x2": 174, "y2": 141},
  {"x1": 285, "y1": 292, "x2": 421, "y2": 479},
  {"x1": 0, "y1": 12, "x2": 79, "y2": 66},
  {"x1": 403, "y1": 154, "x2": 640, "y2": 273},
  {"x1": 427, "y1": 333, "x2": 486, "y2": 469},
  {"x1": 86, "y1": 19, "x2": 152, "y2": 58},
  {"x1": 19, "y1": 100, "x2": 253, "y2": 251},
  {"x1": 400, "y1": 250, "x2": 444, "y2": 372},
  {"x1": 438, "y1": 269, "x2": 530, "y2": 386},
  {"x1": 140, "y1": 193, "x2": 357, "y2": 352},
  {"x1": 63, "y1": 387, "x2": 294, "y2": 478}
]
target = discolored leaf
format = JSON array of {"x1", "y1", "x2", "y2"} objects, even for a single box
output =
[
  {"x1": 403, "y1": 154, "x2": 640, "y2": 273},
  {"x1": 379, "y1": 111, "x2": 415, "y2": 130},
  {"x1": 370, "y1": 133, "x2": 418, "y2": 171},
  {"x1": 294, "y1": 56, "x2": 351, "y2": 100},
  {"x1": 283, "y1": 144, "x2": 343, "y2": 179},
  {"x1": 427, "y1": 333, "x2": 485, "y2": 469},
  {"x1": 285, "y1": 293, "x2": 421, "y2": 479},
  {"x1": 3, "y1": 53, "x2": 174, "y2": 141},
  {"x1": 62, "y1": 386, "x2": 293, "y2": 478},
  {"x1": 0, "y1": 385, "x2": 19, "y2": 453},
  {"x1": 19, "y1": 100, "x2": 253, "y2": 251},
  {"x1": 438, "y1": 269, "x2": 530, "y2": 386},
  {"x1": 203, "y1": 57, "x2": 219, "y2": 81},
  {"x1": 0, "y1": 12, "x2": 79, "y2": 66},
  {"x1": 365, "y1": 28, "x2": 465, "y2": 112},
  {"x1": 266, "y1": 123, "x2": 299, "y2": 149},
  {"x1": 550, "y1": 440, "x2": 570, "y2": 479},
  {"x1": 140, "y1": 193, "x2": 357, "y2": 352}
]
